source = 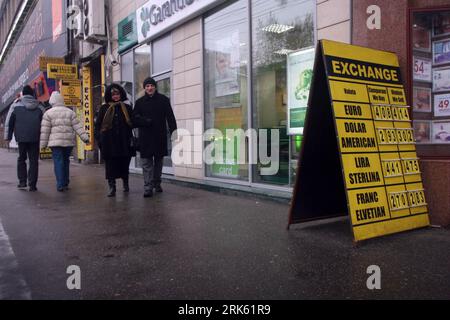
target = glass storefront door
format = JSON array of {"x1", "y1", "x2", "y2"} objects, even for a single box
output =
[
  {"x1": 128, "y1": 44, "x2": 151, "y2": 171},
  {"x1": 251, "y1": 0, "x2": 315, "y2": 187},
  {"x1": 154, "y1": 75, "x2": 174, "y2": 174}
]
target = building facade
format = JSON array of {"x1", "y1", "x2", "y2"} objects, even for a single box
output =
[
  {"x1": 108, "y1": 0, "x2": 351, "y2": 188},
  {"x1": 1, "y1": 0, "x2": 449, "y2": 226},
  {"x1": 0, "y1": 0, "x2": 68, "y2": 148}
]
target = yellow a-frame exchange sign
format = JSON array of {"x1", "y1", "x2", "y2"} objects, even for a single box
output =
[{"x1": 289, "y1": 40, "x2": 430, "y2": 242}]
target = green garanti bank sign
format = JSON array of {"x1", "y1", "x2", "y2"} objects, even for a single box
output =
[{"x1": 136, "y1": 0, "x2": 224, "y2": 43}]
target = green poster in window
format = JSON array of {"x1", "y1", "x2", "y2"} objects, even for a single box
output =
[
  {"x1": 212, "y1": 107, "x2": 242, "y2": 178},
  {"x1": 290, "y1": 107, "x2": 307, "y2": 129},
  {"x1": 288, "y1": 47, "x2": 315, "y2": 136}
]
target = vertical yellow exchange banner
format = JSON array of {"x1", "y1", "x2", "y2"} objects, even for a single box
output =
[
  {"x1": 82, "y1": 67, "x2": 94, "y2": 151},
  {"x1": 101, "y1": 55, "x2": 106, "y2": 98},
  {"x1": 322, "y1": 40, "x2": 430, "y2": 242},
  {"x1": 76, "y1": 106, "x2": 85, "y2": 160}
]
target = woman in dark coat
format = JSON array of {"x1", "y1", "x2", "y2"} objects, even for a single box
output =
[{"x1": 95, "y1": 84, "x2": 134, "y2": 197}]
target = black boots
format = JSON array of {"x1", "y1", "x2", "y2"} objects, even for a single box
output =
[
  {"x1": 123, "y1": 177, "x2": 129, "y2": 193},
  {"x1": 107, "y1": 179, "x2": 116, "y2": 197},
  {"x1": 143, "y1": 190, "x2": 153, "y2": 198},
  {"x1": 108, "y1": 178, "x2": 130, "y2": 197}
]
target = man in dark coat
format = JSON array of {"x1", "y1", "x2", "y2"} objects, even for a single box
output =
[
  {"x1": 132, "y1": 77, "x2": 177, "y2": 198},
  {"x1": 4, "y1": 85, "x2": 45, "y2": 192}
]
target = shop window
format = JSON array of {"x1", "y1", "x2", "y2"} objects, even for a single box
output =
[
  {"x1": 134, "y1": 44, "x2": 151, "y2": 100},
  {"x1": 251, "y1": 0, "x2": 314, "y2": 186},
  {"x1": 203, "y1": 0, "x2": 315, "y2": 186},
  {"x1": 204, "y1": 0, "x2": 249, "y2": 182},
  {"x1": 412, "y1": 10, "x2": 450, "y2": 157},
  {"x1": 152, "y1": 35, "x2": 172, "y2": 76},
  {"x1": 121, "y1": 50, "x2": 134, "y2": 99}
]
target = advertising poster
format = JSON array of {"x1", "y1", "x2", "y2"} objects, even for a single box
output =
[
  {"x1": 413, "y1": 57, "x2": 432, "y2": 82},
  {"x1": 287, "y1": 47, "x2": 315, "y2": 136},
  {"x1": 432, "y1": 39, "x2": 450, "y2": 66},
  {"x1": 433, "y1": 121, "x2": 450, "y2": 143},
  {"x1": 413, "y1": 120, "x2": 431, "y2": 144},
  {"x1": 214, "y1": 31, "x2": 240, "y2": 97},
  {"x1": 212, "y1": 107, "x2": 242, "y2": 178},
  {"x1": 433, "y1": 67, "x2": 450, "y2": 92},
  {"x1": 52, "y1": 0, "x2": 63, "y2": 43},
  {"x1": 29, "y1": 73, "x2": 51, "y2": 103},
  {"x1": 434, "y1": 93, "x2": 450, "y2": 117},
  {"x1": 413, "y1": 87, "x2": 431, "y2": 113}
]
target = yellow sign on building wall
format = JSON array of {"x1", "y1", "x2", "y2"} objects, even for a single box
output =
[
  {"x1": 289, "y1": 40, "x2": 430, "y2": 242},
  {"x1": 61, "y1": 80, "x2": 81, "y2": 107},
  {"x1": 47, "y1": 63, "x2": 78, "y2": 80},
  {"x1": 76, "y1": 106, "x2": 85, "y2": 160},
  {"x1": 39, "y1": 56, "x2": 65, "y2": 72},
  {"x1": 82, "y1": 67, "x2": 94, "y2": 151}
]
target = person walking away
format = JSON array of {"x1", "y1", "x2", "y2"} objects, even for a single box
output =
[
  {"x1": 132, "y1": 77, "x2": 177, "y2": 198},
  {"x1": 94, "y1": 84, "x2": 134, "y2": 197},
  {"x1": 4, "y1": 85, "x2": 45, "y2": 192},
  {"x1": 3, "y1": 94, "x2": 22, "y2": 143},
  {"x1": 40, "y1": 91, "x2": 90, "y2": 192}
]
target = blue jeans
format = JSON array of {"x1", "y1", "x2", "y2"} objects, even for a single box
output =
[{"x1": 51, "y1": 147, "x2": 73, "y2": 190}]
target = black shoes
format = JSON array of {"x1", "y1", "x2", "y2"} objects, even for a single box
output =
[
  {"x1": 123, "y1": 178, "x2": 130, "y2": 193},
  {"x1": 108, "y1": 178, "x2": 129, "y2": 197},
  {"x1": 107, "y1": 180, "x2": 116, "y2": 197},
  {"x1": 143, "y1": 190, "x2": 153, "y2": 198},
  {"x1": 57, "y1": 185, "x2": 69, "y2": 192},
  {"x1": 144, "y1": 185, "x2": 162, "y2": 197},
  {"x1": 17, "y1": 183, "x2": 27, "y2": 190},
  {"x1": 107, "y1": 188, "x2": 116, "y2": 197},
  {"x1": 18, "y1": 183, "x2": 37, "y2": 192}
]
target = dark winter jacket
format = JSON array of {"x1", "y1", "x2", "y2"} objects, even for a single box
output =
[
  {"x1": 6, "y1": 95, "x2": 45, "y2": 143},
  {"x1": 95, "y1": 102, "x2": 134, "y2": 160},
  {"x1": 132, "y1": 91, "x2": 177, "y2": 158},
  {"x1": 94, "y1": 83, "x2": 134, "y2": 159}
]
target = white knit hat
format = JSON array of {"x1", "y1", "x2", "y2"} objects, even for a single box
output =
[{"x1": 49, "y1": 91, "x2": 65, "y2": 107}]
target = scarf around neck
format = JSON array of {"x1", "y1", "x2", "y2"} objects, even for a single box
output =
[{"x1": 101, "y1": 102, "x2": 132, "y2": 132}]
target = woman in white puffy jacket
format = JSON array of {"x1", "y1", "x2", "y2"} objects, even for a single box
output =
[{"x1": 40, "y1": 91, "x2": 90, "y2": 192}]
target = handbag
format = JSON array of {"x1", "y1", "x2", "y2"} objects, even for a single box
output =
[{"x1": 130, "y1": 130, "x2": 140, "y2": 156}]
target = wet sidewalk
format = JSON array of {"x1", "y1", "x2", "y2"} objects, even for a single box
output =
[{"x1": 0, "y1": 148, "x2": 449, "y2": 300}]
